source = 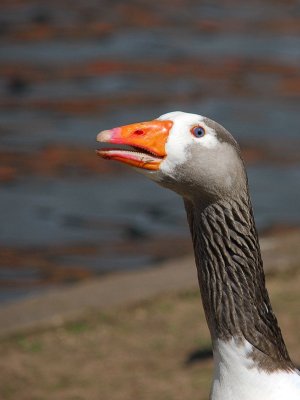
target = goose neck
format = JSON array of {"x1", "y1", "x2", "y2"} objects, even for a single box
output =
[{"x1": 184, "y1": 195, "x2": 294, "y2": 372}]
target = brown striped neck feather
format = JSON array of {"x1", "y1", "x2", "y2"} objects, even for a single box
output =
[{"x1": 184, "y1": 194, "x2": 295, "y2": 372}]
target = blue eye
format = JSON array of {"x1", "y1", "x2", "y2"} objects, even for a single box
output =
[{"x1": 191, "y1": 126, "x2": 205, "y2": 138}]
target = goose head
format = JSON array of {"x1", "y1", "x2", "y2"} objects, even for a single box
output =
[{"x1": 97, "y1": 111, "x2": 247, "y2": 203}]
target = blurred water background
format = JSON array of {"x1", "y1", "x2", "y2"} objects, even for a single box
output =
[{"x1": 0, "y1": 0, "x2": 299, "y2": 303}]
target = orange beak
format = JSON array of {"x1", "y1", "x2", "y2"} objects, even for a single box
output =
[{"x1": 96, "y1": 119, "x2": 173, "y2": 170}]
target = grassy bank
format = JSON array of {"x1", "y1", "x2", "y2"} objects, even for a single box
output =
[{"x1": 0, "y1": 265, "x2": 300, "y2": 400}]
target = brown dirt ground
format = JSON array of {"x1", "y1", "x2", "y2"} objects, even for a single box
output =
[{"x1": 0, "y1": 266, "x2": 299, "y2": 400}]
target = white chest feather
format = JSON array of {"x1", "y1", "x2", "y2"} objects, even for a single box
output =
[{"x1": 211, "y1": 339, "x2": 300, "y2": 400}]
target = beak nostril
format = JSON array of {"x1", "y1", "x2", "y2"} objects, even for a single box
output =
[{"x1": 133, "y1": 129, "x2": 144, "y2": 136}]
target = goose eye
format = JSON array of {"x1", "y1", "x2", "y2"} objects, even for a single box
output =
[{"x1": 191, "y1": 126, "x2": 205, "y2": 138}]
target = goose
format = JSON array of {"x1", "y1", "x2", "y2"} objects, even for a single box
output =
[{"x1": 96, "y1": 111, "x2": 300, "y2": 399}]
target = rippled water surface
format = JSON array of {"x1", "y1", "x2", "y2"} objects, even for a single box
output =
[{"x1": 0, "y1": 0, "x2": 299, "y2": 303}]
